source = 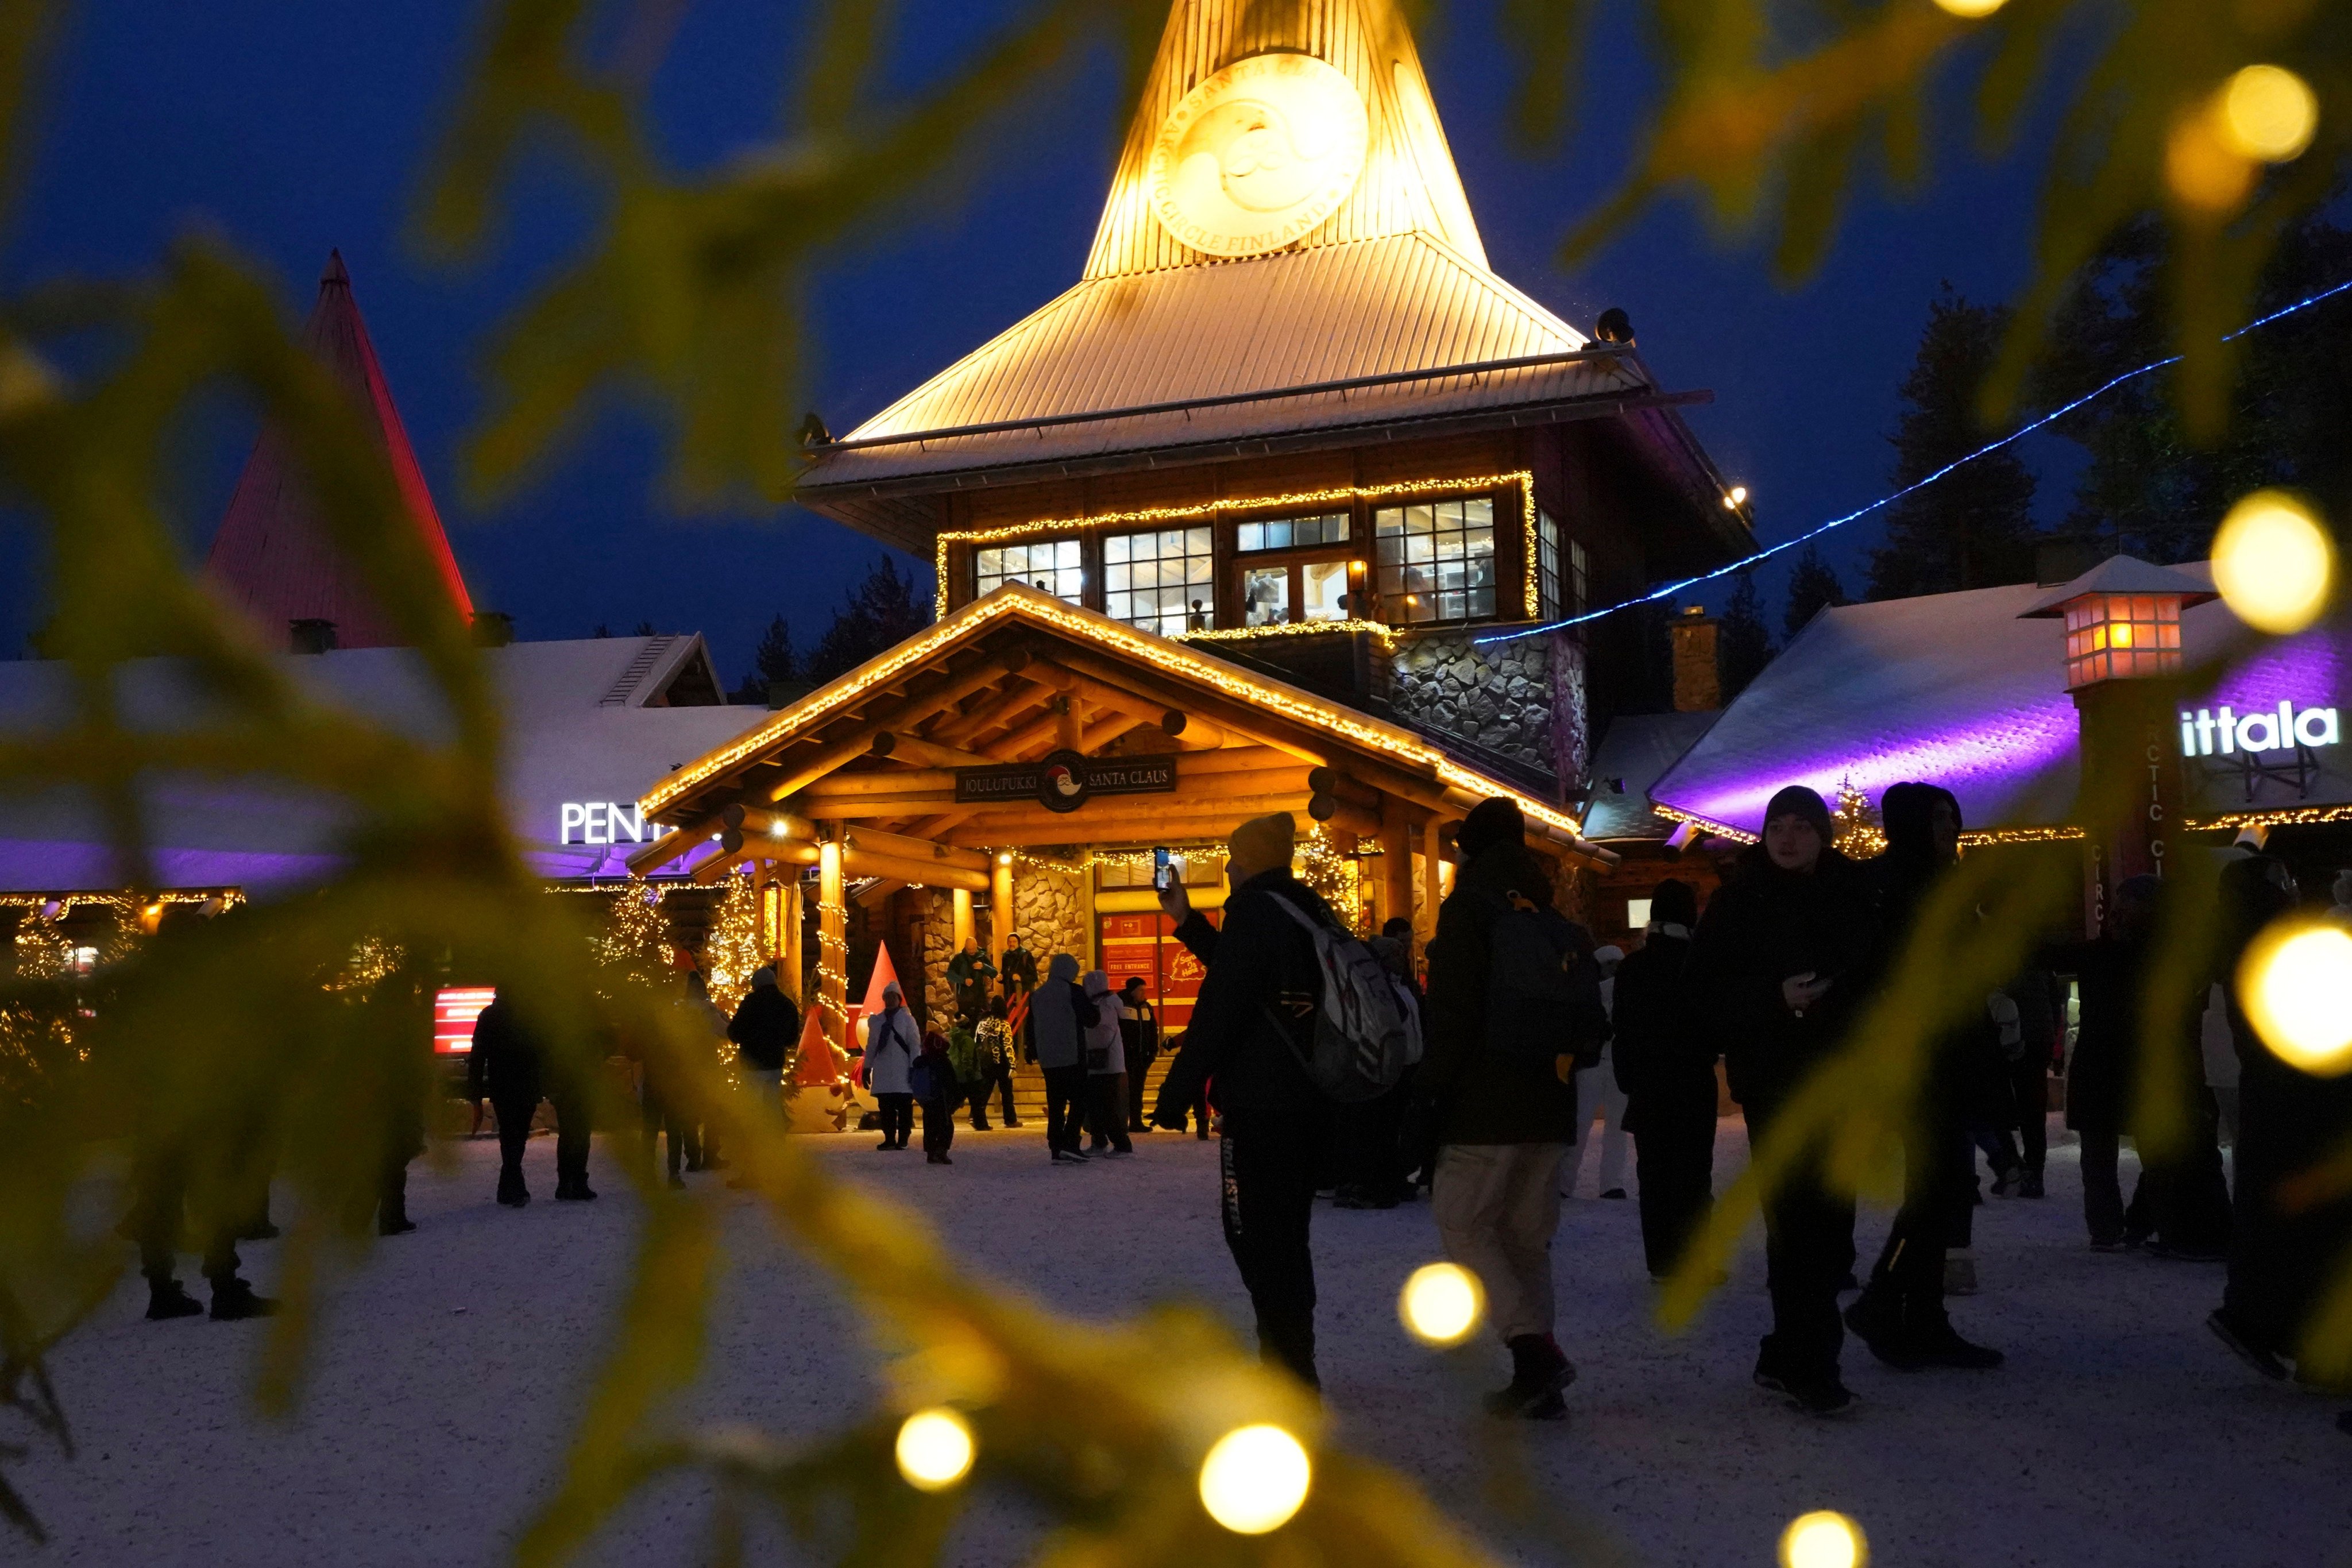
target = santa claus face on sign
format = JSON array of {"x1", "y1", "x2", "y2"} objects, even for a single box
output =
[{"x1": 1045, "y1": 763, "x2": 1081, "y2": 800}]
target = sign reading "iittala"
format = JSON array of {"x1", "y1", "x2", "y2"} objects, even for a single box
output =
[{"x1": 2178, "y1": 701, "x2": 2341, "y2": 758}]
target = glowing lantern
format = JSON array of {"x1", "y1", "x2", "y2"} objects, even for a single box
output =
[{"x1": 2021, "y1": 556, "x2": 2214, "y2": 690}]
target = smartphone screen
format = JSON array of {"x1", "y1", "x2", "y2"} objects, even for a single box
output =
[{"x1": 1153, "y1": 845, "x2": 1172, "y2": 890}]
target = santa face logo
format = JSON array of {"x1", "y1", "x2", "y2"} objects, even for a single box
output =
[
  {"x1": 1038, "y1": 750, "x2": 1091, "y2": 813},
  {"x1": 1147, "y1": 53, "x2": 1369, "y2": 258}
]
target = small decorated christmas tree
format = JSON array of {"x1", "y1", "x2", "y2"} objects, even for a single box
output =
[
  {"x1": 704, "y1": 871, "x2": 766, "y2": 1015},
  {"x1": 593, "y1": 881, "x2": 673, "y2": 1000},
  {"x1": 1832, "y1": 775, "x2": 1886, "y2": 859}
]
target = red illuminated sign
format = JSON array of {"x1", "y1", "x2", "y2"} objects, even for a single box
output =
[{"x1": 434, "y1": 987, "x2": 497, "y2": 1053}]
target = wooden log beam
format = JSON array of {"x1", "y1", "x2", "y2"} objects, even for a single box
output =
[
  {"x1": 802, "y1": 768, "x2": 956, "y2": 798},
  {"x1": 843, "y1": 848, "x2": 988, "y2": 891},
  {"x1": 1038, "y1": 648, "x2": 1326, "y2": 763},
  {"x1": 853, "y1": 877, "x2": 906, "y2": 910},
  {"x1": 1170, "y1": 746, "x2": 1295, "y2": 775},
  {"x1": 625, "y1": 819, "x2": 712, "y2": 876},
  {"x1": 791, "y1": 794, "x2": 960, "y2": 820},
  {"x1": 721, "y1": 804, "x2": 815, "y2": 841},
  {"x1": 758, "y1": 656, "x2": 1015, "y2": 803},
  {"x1": 840, "y1": 825, "x2": 992, "y2": 873},
  {"x1": 928, "y1": 678, "x2": 1052, "y2": 748},
  {"x1": 1024, "y1": 661, "x2": 1182, "y2": 729},
  {"x1": 871, "y1": 731, "x2": 988, "y2": 770},
  {"x1": 1160, "y1": 708, "x2": 1229, "y2": 750}
]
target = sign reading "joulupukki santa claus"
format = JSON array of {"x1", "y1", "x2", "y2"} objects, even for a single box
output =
[{"x1": 953, "y1": 753, "x2": 1178, "y2": 814}]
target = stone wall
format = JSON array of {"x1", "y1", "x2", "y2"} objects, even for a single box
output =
[
  {"x1": 1013, "y1": 863, "x2": 1089, "y2": 970},
  {"x1": 918, "y1": 889, "x2": 955, "y2": 1021},
  {"x1": 1389, "y1": 632, "x2": 1557, "y2": 776}
]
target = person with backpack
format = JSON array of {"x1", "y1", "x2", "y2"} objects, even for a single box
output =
[
  {"x1": 1030, "y1": 953, "x2": 1097, "y2": 1163},
  {"x1": 1082, "y1": 970, "x2": 1133, "y2": 1156},
  {"x1": 1685, "y1": 785, "x2": 1874, "y2": 1416},
  {"x1": 1154, "y1": 812, "x2": 1372, "y2": 1391},
  {"x1": 1612, "y1": 878, "x2": 1716, "y2": 1280},
  {"x1": 726, "y1": 965, "x2": 799, "y2": 1118},
  {"x1": 1420, "y1": 797, "x2": 1608, "y2": 1421}
]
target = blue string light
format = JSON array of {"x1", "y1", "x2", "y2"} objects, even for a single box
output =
[{"x1": 1477, "y1": 273, "x2": 2352, "y2": 646}]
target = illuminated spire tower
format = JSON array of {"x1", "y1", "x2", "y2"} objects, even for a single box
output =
[{"x1": 206, "y1": 251, "x2": 473, "y2": 650}]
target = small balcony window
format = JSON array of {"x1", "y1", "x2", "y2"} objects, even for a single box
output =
[
  {"x1": 1374, "y1": 497, "x2": 1496, "y2": 625},
  {"x1": 975, "y1": 538, "x2": 1083, "y2": 605},
  {"x1": 1104, "y1": 526, "x2": 1213, "y2": 636}
]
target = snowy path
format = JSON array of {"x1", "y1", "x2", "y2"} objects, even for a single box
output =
[{"x1": 11, "y1": 1120, "x2": 2348, "y2": 1567}]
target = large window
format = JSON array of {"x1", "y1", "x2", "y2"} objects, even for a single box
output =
[
  {"x1": 1237, "y1": 514, "x2": 1348, "y2": 552},
  {"x1": 1570, "y1": 538, "x2": 1589, "y2": 616},
  {"x1": 1104, "y1": 526, "x2": 1214, "y2": 635},
  {"x1": 975, "y1": 538, "x2": 1083, "y2": 604},
  {"x1": 1374, "y1": 497, "x2": 1496, "y2": 624}
]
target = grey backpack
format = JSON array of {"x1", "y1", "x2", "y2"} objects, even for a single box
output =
[{"x1": 1263, "y1": 893, "x2": 1423, "y2": 1103}]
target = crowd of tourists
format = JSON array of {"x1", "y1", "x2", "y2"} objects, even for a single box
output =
[{"x1": 122, "y1": 788, "x2": 2352, "y2": 1447}]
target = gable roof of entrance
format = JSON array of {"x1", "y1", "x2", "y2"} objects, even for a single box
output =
[{"x1": 632, "y1": 584, "x2": 1612, "y2": 880}]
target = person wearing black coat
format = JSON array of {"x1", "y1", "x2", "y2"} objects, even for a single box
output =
[
  {"x1": 1841, "y1": 782, "x2": 2004, "y2": 1372},
  {"x1": 472, "y1": 994, "x2": 544, "y2": 1207},
  {"x1": 727, "y1": 968, "x2": 800, "y2": 1098},
  {"x1": 1686, "y1": 785, "x2": 1874, "y2": 1415},
  {"x1": 2051, "y1": 874, "x2": 2230, "y2": 1254},
  {"x1": 1420, "y1": 797, "x2": 1608, "y2": 1420},
  {"x1": 2210, "y1": 855, "x2": 2352, "y2": 1385},
  {"x1": 1153, "y1": 812, "x2": 1335, "y2": 1391},
  {"x1": 1612, "y1": 878, "x2": 1715, "y2": 1280}
]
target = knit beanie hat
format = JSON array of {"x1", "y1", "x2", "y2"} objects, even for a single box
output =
[
  {"x1": 1227, "y1": 812, "x2": 1296, "y2": 885},
  {"x1": 1455, "y1": 796, "x2": 1525, "y2": 864},
  {"x1": 1648, "y1": 878, "x2": 1699, "y2": 928},
  {"x1": 1763, "y1": 785, "x2": 1833, "y2": 843}
]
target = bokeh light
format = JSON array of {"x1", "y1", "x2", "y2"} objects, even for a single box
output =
[
  {"x1": 1780, "y1": 1510, "x2": 1868, "y2": 1568},
  {"x1": 2211, "y1": 489, "x2": 2335, "y2": 634},
  {"x1": 2166, "y1": 114, "x2": 2256, "y2": 213},
  {"x1": 1932, "y1": 0, "x2": 2007, "y2": 17},
  {"x1": 2238, "y1": 920, "x2": 2352, "y2": 1076},
  {"x1": 1198, "y1": 1424, "x2": 1311, "y2": 1535},
  {"x1": 1398, "y1": 1262, "x2": 1486, "y2": 1347},
  {"x1": 894, "y1": 1408, "x2": 976, "y2": 1492},
  {"x1": 2219, "y1": 64, "x2": 2319, "y2": 162}
]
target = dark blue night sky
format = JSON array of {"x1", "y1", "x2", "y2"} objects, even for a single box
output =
[{"x1": 1, "y1": 1, "x2": 2084, "y2": 685}]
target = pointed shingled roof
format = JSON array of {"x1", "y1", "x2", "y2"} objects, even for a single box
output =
[
  {"x1": 204, "y1": 250, "x2": 473, "y2": 650},
  {"x1": 797, "y1": 1, "x2": 1648, "y2": 521}
]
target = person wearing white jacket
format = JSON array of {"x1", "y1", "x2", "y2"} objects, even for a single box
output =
[
  {"x1": 1567, "y1": 945, "x2": 1632, "y2": 1199},
  {"x1": 863, "y1": 983, "x2": 921, "y2": 1152},
  {"x1": 1082, "y1": 970, "x2": 1133, "y2": 1156}
]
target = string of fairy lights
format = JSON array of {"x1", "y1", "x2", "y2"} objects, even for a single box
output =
[
  {"x1": 1479, "y1": 273, "x2": 2352, "y2": 646},
  {"x1": 928, "y1": 470, "x2": 1542, "y2": 626}
]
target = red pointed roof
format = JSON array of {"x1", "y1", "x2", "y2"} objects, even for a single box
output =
[{"x1": 205, "y1": 250, "x2": 473, "y2": 648}]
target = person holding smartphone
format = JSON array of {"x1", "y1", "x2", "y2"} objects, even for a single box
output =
[{"x1": 1686, "y1": 785, "x2": 1874, "y2": 1416}]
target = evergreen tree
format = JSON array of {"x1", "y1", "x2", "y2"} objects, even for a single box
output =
[
  {"x1": 592, "y1": 884, "x2": 673, "y2": 1002},
  {"x1": 806, "y1": 555, "x2": 932, "y2": 682},
  {"x1": 1717, "y1": 573, "x2": 1775, "y2": 701},
  {"x1": 1867, "y1": 285, "x2": 2040, "y2": 599},
  {"x1": 733, "y1": 615, "x2": 800, "y2": 704},
  {"x1": 1782, "y1": 544, "x2": 1847, "y2": 640},
  {"x1": 2036, "y1": 213, "x2": 2352, "y2": 563}
]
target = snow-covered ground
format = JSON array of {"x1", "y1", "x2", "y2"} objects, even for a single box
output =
[{"x1": 11, "y1": 1119, "x2": 2349, "y2": 1567}]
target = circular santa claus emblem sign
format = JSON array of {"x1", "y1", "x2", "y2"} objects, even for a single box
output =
[{"x1": 1038, "y1": 750, "x2": 1090, "y2": 813}]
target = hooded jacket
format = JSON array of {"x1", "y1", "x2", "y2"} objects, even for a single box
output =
[
  {"x1": 1685, "y1": 842, "x2": 1873, "y2": 1108},
  {"x1": 1420, "y1": 840, "x2": 1596, "y2": 1145},
  {"x1": 1028, "y1": 953, "x2": 1096, "y2": 1071},
  {"x1": 1156, "y1": 868, "x2": 1331, "y2": 1122},
  {"x1": 1610, "y1": 926, "x2": 1710, "y2": 1131},
  {"x1": 863, "y1": 1003, "x2": 920, "y2": 1095},
  {"x1": 727, "y1": 983, "x2": 800, "y2": 1072},
  {"x1": 1082, "y1": 970, "x2": 1125, "y2": 1075}
]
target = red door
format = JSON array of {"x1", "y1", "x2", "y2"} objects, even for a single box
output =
[{"x1": 1097, "y1": 910, "x2": 1218, "y2": 1034}]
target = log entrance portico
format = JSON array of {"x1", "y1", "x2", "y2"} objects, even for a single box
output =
[{"x1": 632, "y1": 586, "x2": 1614, "y2": 1052}]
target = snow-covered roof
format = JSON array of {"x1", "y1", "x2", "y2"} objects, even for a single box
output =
[
  {"x1": 1651, "y1": 565, "x2": 2350, "y2": 837},
  {"x1": 0, "y1": 636, "x2": 767, "y2": 894},
  {"x1": 1582, "y1": 710, "x2": 1722, "y2": 841}
]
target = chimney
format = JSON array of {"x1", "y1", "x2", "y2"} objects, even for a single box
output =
[
  {"x1": 1667, "y1": 607, "x2": 1719, "y2": 712},
  {"x1": 289, "y1": 618, "x2": 338, "y2": 655}
]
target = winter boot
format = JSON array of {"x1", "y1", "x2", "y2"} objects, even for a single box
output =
[
  {"x1": 496, "y1": 1168, "x2": 529, "y2": 1208},
  {"x1": 144, "y1": 1279, "x2": 203, "y2": 1322},
  {"x1": 379, "y1": 1213, "x2": 418, "y2": 1237},
  {"x1": 208, "y1": 1279, "x2": 279, "y2": 1321},
  {"x1": 2206, "y1": 1309, "x2": 2289, "y2": 1380},
  {"x1": 1482, "y1": 1335, "x2": 1575, "y2": 1417},
  {"x1": 1906, "y1": 1317, "x2": 2005, "y2": 1370},
  {"x1": 555, "y1": 1181, "x2": 598, "y2": 1202},
  {"x1": 1844, "y1": 1288, "x2": 1927, "y2": 1370},
  {"x1": 1779, "y1": 1372, "x2": 1855, "y2": 1416}
]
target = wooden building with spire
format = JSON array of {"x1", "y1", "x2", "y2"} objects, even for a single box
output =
[{"x1": 643, "y1": 0, "x2": 1758, "y2": 1051}]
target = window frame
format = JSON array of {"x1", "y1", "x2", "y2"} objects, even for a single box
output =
[
  {"x1": 972, "y1": 535, "x2": 1086, "y2": 607},
  {"x1": 1370, "y1": 492, "x2": 1503, "y2": 628},
  {"x1": 1102, "y1": 523, "x2": 1216, "y2": 636},
  {"x1": 1223, "y1": 512, "x2": 1365, "y2": 629}
]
